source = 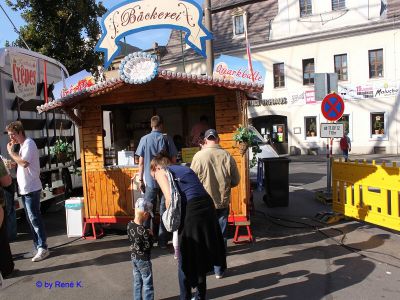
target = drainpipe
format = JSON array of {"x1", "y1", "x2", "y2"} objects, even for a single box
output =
[{"x1": 205, "y1": 0, "x2": 214, "y2": 75}]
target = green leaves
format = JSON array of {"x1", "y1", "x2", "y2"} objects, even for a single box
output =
[
  {"x1": 51, "y1": 138, "x2": 73, "y2": 157},
  {"x1": 5, "y1": 0, "x2": 107, "y2": 74},
  {"x1": 233, "y1": 125, "x2": 261, "y2": 168}
]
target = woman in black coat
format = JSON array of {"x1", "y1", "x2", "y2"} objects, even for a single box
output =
[{"x1": 150, "y1": 153, "x2": 226, "y2": 300}]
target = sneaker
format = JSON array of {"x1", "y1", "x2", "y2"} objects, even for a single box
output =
[
  {"x1": 215, "y1": 273, "x2": 224, "y2": 279},
  {"x1": 23, "y1": 250, "x2": 37, "y2": 259},
  {"x1": 32, "y1": 248, "x2": 50, "y2": 262}
]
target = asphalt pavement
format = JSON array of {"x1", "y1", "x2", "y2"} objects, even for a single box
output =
[{"x1": 2, "y1": 154, "x2": 400, "y2": 299}]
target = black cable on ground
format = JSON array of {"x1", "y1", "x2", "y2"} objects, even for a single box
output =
[{"x1": 254, "y1": 209, "x2": 400, "y2": 268}]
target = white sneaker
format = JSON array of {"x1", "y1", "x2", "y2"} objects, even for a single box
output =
[
  {"x1": 32, "y1": 248, "x2": 50, "y2": 262},
  {"x1": 23, "y1": 250, "x2": 37, "y2": 259}
]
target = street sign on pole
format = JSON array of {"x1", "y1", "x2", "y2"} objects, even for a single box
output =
[
  {"x1": 320, "y1": 123, "x2": 344, "y2": 138},
  {"x1": 321, "y1": 93, "x2": 345, "y2": 121}
]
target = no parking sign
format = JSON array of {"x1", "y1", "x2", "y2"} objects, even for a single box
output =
[{"x1": 321, "y1": 93, "x2": 345, "y2": 121}]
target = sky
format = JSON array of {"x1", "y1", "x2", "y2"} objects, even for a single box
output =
[{"x1": 0, "y1": 0, "x2": 204, "y2": 50}]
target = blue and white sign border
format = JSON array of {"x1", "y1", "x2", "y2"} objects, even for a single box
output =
[{"x1": 96, "y1": 0, "x2": 213, "y2": 68}]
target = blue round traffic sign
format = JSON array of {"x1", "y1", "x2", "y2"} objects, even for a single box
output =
[{"x1": 321, "y1": 93, "x2": 345, "y2": 121}]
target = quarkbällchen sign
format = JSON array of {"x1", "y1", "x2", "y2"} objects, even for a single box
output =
[{"x1": 96, "y1": 0, "x2": 213, "y2": 67}]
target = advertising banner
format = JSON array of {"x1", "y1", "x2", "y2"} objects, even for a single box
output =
[
  {"x1": 213, "y1": 55, "x2": 266, "y2": 83},
  {"x1": 338, "y1": 81, "x2": 399, "y2": 100},
  {"x1": 9, "y1": 53, "x2": 37, "y2": 101},
  {"x1": 53, "y1": 70, "x2": 95, "y2": 100}
]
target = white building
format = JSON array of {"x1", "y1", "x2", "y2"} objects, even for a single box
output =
[{"x1": 161, "y1": 0, "x2": 400, "y2": 155}]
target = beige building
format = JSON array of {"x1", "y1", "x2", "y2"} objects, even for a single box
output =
[{"x1": 160, "y1": 0, "x2": 400, "y2": 155}]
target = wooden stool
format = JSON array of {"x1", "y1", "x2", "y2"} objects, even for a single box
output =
[{"x1": 233, "y1": 220, "x2": 253, "y2": 244}]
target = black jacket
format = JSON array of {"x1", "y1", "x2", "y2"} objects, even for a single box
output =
[{"x1": 180, "y1": 195, "x2": 227, "y2": 287}]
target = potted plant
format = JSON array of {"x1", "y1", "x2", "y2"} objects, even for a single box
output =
[
  {"x1": 51, "y1": 138, "x2": 73, "y2": 164},
  {"x1": 233, "y1": 125, "x2": 261, "y2": 168},
  {"x1": 373, "y1": 118, "x2": 383, "y2": 134}
]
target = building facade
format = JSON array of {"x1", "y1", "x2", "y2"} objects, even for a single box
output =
[{"x1": 162, "y1": 0, "x2": 400, "y2": 155}]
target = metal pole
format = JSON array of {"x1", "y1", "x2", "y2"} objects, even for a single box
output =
[
  {"x1": 180, "y1": 31, "x2": 186, "y2": 73},
  {"x1": 204, "y1": 0, "x2": 214, "y2": 75},
  {"x1": 327, "y1": 139, "x2": 331, "y2": 193}
]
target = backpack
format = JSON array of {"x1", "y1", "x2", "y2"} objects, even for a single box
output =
[
  {"x1": 162, "y1": 168, "x2": 181, "y2": 232},
  {"x1": 340, "y1": 137, "x2": 348, "y2": 150}
]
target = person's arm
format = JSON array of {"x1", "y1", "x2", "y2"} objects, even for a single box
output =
[
  {"x1": 138, "y1": 156, "x2": 145, "y2": 192},
  {"x1": 190, "y1": 153, "x2": 203, "y2": 181},
  {"x1": 0, "y1": 161, "x2": 12, "y2": 187},
  {"x1": 7, "y1": 142, "x2": 29, "y2": 168},
  {"x1": 0, "y1": 206, "x2": 4, "y2": 229},
  {"x1": 154, "y1": 168, "x2": 172, "y2": 208},
  {"x1": 230, "y1": 156, "x2": 241, "y2": 188}
]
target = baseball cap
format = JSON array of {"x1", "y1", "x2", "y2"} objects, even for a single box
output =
[
  {"x1": 135, "y1": 198, "x2": 154, "y2": 217},
  {"x1": 204, "y1": 129, "x2": 218, "y2": 139}
]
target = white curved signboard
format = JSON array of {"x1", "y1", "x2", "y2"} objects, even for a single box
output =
[{"x1": 96, "y1": 0, "x2": 213, "y2": 68}]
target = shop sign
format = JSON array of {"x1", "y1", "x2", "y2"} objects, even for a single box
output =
[
  {"x1": 248, "y1": 97, "x2": 287, "y2": 106},
  {"x1": 9, "y1": 52, "x2": 37, "y2": 101},
  {"x1": 53, "y1": 70, "x2": 94, "y2": 100},
  {"x1": 96, "y1": 0, "x2": 212, "y2": 68},
  {"x1": 213, "y1": 55, "x2": 266, "y2": 83},
  {"x1": 338, "y1": 81, "x2": 399, "y2": 100},
  {"x1": 119, "y1": 52, "x2": 158, "y2": 84},
  {"x1": 289, "y1": 90, "x2": 314, "y2": 106},
  {"x1": 305, "y1": 90, "x2": 316, "y2": 104}
]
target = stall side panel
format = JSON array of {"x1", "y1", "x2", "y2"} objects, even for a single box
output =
[
  {"x1": 215, "y1": 91, "x2": 248, "y2": 219},
  {"x1": 80, "y1": 105, "x2": 104, "y2": 217}
]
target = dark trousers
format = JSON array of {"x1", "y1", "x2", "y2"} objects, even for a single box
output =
[{"x1": 178, "y1": 254, "x2": 206, "y2": 300}]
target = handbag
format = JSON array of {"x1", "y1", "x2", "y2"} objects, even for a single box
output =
[{"x1": 162, "y1": 168, "x2": 181, "y2": 232}]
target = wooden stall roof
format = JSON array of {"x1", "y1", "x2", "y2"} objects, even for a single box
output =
[{"x1": 36, "y1": 69, "x2": 264, "y2": 115}]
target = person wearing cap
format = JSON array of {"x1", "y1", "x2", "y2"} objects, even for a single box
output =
[
  {"x1": 127, "y1": 198, "x2": 154, "y2": 300},
  {"x1": 190, "y1": 128, "x2": 240, "y2": 279}
]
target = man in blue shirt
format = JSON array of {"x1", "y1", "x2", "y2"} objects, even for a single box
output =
[{"x1": 135, "y1": 115, "x2": 177, "y2": 248}]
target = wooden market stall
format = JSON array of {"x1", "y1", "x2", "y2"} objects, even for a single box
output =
[{"x1": 38, "y1": 68, "x2": 263, "y2": 240}]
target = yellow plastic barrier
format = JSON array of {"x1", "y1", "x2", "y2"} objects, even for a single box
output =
[{"x1": 332, "y1": 159, "x2": 400, "y2": 231}]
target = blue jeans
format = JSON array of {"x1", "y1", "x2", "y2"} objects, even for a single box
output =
[
  {"x1": 4, "y1": 182, "x2": 17, "y2": 241},
  {"x1": 178, "y1": 254, "x2": 206, "y2": 300},
  {"x1": 22, "y1": 190, "x2": 47, "y2": 250},
  {"x1": 342, "y1": 149, "x2": 349, "y2": 162},
  {"x1": 214, "y1": 207, "x2": 229, "y2": 276},
  {"x1": 144, "y1": 186, "x2": 170, "y2": 247},
  {"x1": 132, "y1": 258, "x2": 154, "y2": 300}
]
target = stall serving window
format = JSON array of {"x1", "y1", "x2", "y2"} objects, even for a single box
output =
[{"x1": 102, "y1": 97, "x2": 215, "y2": 166}]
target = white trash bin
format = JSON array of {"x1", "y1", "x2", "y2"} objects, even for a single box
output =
[{"x1": 65, "y1": 197, "x2": 84, "y2": 237}]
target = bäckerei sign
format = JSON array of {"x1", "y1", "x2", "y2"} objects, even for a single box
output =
[{"x1": 96, "y1": 0, "x2": 212, "y2": 68}]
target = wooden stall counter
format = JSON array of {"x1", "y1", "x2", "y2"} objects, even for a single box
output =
[{"x1": 83, "y1": 165, "x2": 141, "y2": 239}]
